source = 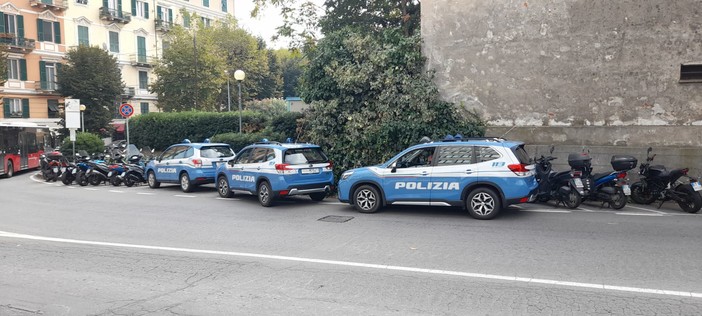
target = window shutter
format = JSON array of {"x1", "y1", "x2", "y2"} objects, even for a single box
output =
[
  {"x1": 118, "y1": 0, "x2": 123, "y2": 13},
  {"x1": 39, "y1": 61, "x2": 46, "y2": 89},
  {"x1": 3, "y1": 100, "x2": 10, "y2": 118},
  {"x1": 0, "y1": 13, "x2": 5, "y2": 33},
  {"x1": 17, "y1": 15, "x2": 24, "y2": 38},
  {"x1": 183, "y1": 14, "x2": 189, "y2": 27},
  {"x1": 36, "y1": 19, "x2": 44, "y2": 42},
  {"x1": 53, "y1": 22, "x2": 61, "y2": 44},
  {"x1": 144, "y1": 3, "x2": 149, "y2": 19},
  {"x1": 156, "y1": 6, "x2": 162, "y2": 20},
  {"x1": 19, "y1": 59, "x2": 27, "y2": 81},
  {"x1": 168, "y1": 9, "x2": 173, "y2": 23},
  {"x1": 22, "y1": 99, "x2": 30, "y2": 118},
  {"x1": 103, "y1": 0, "x2": 108, "y2": 8},
  {"x1": 131, "y1": 0, "x2": 136, "y2": 15}
]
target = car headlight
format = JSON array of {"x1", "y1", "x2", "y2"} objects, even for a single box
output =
[{"x1": 341, "y1": 171, "x2": 354, "y2": 180}]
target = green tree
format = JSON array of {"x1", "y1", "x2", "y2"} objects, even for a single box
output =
[
  {"x1": 152, "y1": 19, "x2": 226, "y2": 112},
  {"x1": 59, "y1": 132, "x2": 104, "y2": 157},
  {"x1": 256, "y1": 48, "x2": 283, "y2": 99},
  {"x1": 299, "y1": 28, "x2": 485, "y2": 174},
  {"x1": 275, "y1": 49, "x2": 305, "y2": 97},
  {"x1": 320, "y1": 0, "x2": 420, "y2": 36},
  {"x1": 57, "y1": 46, "x2": 123, "y2": 132}
]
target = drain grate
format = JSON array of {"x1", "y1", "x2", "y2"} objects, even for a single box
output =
[{"x1": 318, "y1": 215, "x2": 354, "y2": 223}]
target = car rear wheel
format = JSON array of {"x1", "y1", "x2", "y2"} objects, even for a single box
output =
[
  {"x1": 218, "y1": 176, "x2": 234, "y2": 198},
  {"x1": 180, "y1": 172, "x2": 193, "y2": 192},
  {"x1": 147, "y1": 171, "x2": 160, "y2": 189},
  {"x1": 309, "y1": 192, "x2": 326, "y2": 201},
  {"x1": 353, "y1": 185, "x2": 381, "y2": 213},
  {"x1": 258, "y1": 181, "x2": 274, "y2": 207},
  {"x1": 466, "y1": 188, "x2": 501, "y2": 220}
]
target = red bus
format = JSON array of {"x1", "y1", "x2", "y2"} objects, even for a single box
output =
[{"x1": 0, "y1": 122, "x2": 52, "y2": 178}]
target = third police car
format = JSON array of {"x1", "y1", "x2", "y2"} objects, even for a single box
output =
[{"x1": 337, "y1": 136, "x2": 538, "y2": 219}]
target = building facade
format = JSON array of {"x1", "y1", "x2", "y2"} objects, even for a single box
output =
[
  {"x1": 2, "y1": 0, "x2": 233, "y2": 122},
  {"x1": 1, "y1": 0, "x2": 66, "y2": 123}
]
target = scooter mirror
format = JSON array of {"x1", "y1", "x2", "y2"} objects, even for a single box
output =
[
  {"x1": 549, "y1": 145, "x2": 554, "y2": 154},
  {"x1": 647, "y1": 147, "x2": 652, "y2": 154}
]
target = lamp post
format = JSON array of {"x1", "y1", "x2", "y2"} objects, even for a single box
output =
[
  {"x1": 234, "y1": 69, "x2": 245, "y2": 133},
  {"x1": 80, "y1": 104, "x2": 86, "y2": 132},
  {"x1": 225, "y1": 70, "x2": 231, "y2": 112}
]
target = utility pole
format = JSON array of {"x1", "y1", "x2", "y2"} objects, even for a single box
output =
[{"x1": 193, "y1": 32, "x2": 198, "y2": 109}]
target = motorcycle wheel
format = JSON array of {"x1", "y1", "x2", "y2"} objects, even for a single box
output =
[
  {"x1": 77, "y1": 172, "x2": 89, "y2": 186},
  {"x1": 88, "y1": 174, "x2": 102, "y2": 186},
  {"x1": 675, "y1": 185, "x2": 702, "y2": 213},
  {"x1": 563, "y1": 190, "x2": 582, "y2": 209},
  {"x1": 110, "y1": 175, "x2": 121, "y2": 186},
  {"x1": 124, "y1": 175, "x2": 136, "y2": 187},
  {"x1": 630, "y1": 182, "x2": 656, "y2": 204},
  {"x1": 609, "y1": 189, "x2": 627, "y2": 210},
  {"x1": 61, "y1": 172, "x2": 72, "y2": 185}
]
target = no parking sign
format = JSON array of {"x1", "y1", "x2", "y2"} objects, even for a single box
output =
[{"x1": 119, "y1": 103, "x2": 134, "y2": 118}]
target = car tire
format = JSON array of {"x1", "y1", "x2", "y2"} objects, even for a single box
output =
[
  {"x1": 258, "y1": 181, "x2": 274, "y2": 207},
  {"x1": 466, "y1": 188, "x2": 501, "y2": 220},
  {"x1": 5, "y1": 161, "x2": 13, "y2": 178},
  {"x1": 180, "y1": 172, "x2": 193, "y2": 193},
  {"x1": 309, "y1": 192, "x2": 326, "y2": 201},
  {"x1": 217, "y1": 175, "x2": 234, "y2": 198},
  {"x1": 147, "y1": 171, "x2": 160, "y2": 189},
  {"x1": 353, "y1": 185, "x2": 381, "y2": 213}
]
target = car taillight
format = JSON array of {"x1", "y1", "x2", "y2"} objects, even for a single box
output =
[
  {"x1": 275, "y1": 163, "x2": 296, "y2": 174},
  {"x1": 325, "y1": 161, "x2": 333, "y2": 171},
  {"x1": 192, "y1": 158, "x2": 202, "y2": 168},
  {"x1": 508, "y1": 164, "x2": 530, "y2": 176},
  {"x1": 682, "y1": 168, "x2": 689, "y2": 175},
  {"x1": 571, "y1": 170, "x2": 582, "y2": 177}
]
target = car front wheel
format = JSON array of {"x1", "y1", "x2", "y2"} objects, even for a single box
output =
[
  {"x1": 147, "y1": 171, "x2": 160, "y2": 189},
  {"x1": 218, "y1": 176, "x2": 234, "y2": 198},
  {"x1": 466, "y1": 188, "x2": 501, "y2": 220},
  {"x1": 353, "y1": 185, "x2": 381, "y2": 213}
]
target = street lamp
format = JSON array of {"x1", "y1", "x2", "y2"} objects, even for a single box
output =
[
  {"x1": 234, "y1": 69, "x2": 245, "y2": 133},
  {"x1": 224, "y1": 70, "x2": 231, "y2": 112},
  {"x1": 80, "y1": 104, "x2": 86, "y2": 132}
]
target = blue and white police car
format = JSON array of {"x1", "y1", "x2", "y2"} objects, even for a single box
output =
[
  {"x1": 216, "y1": 140, "x2": 334, "y2": 207},
  {"x1": 337, "y1": 136, "x2": 538, "y2": 219},
  {"x1": 146, "y1": 140, "x2": 236, "y2": 192}
]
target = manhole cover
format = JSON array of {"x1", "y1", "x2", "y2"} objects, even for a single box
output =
[{"x1": 318, "y1": 215, "x2": 354, "y2": 223}]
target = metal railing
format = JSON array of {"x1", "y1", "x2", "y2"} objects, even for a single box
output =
[
  {"x1": 155, "y1": 19, "x2": 174, "y2": 32},
  {"x1": 99, "y1": 7, "x2": 132, "y2": 23},
  {"x1": 37, "y1": 80, "x2": 59, "y2": 91},
  {"x1": 29, "y1": 0, "x2": 67, "y2": 10},
  {"x1": 0, "y1": 34, "x2": 36, "y2": 51},
  {"x1": 122, "y1": 86, "x2": 136, "y2": 98},
  {"x1": 130, "y1": 54, "x2": 156, "y2": 67}
]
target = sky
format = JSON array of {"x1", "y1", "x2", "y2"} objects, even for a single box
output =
[{"x1": 233, "y1": 0, "x2": 324, "y2": 49}]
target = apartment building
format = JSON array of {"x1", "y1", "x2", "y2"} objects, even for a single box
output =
[
  {"x1": 1, "y1": 0, "x2": 66, "y2": 123},
  {"x1": 2, "y1": 0, "x2": 233, "y2": 122}
]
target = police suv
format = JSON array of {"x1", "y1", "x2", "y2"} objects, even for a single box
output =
[
  {"x1": 337, "y1": 136, "x2": 538, "y2": 219},
  {"x1": 216, "y1": 140, "x2": 334, "y2": 207},
  {"x1": 146, "y1": 140, "x2": 236, "y2": 192}
]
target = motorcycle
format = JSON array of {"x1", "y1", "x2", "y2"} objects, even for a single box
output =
[
  {"x1": 118, "y1": 155, "x2": 147, "y2": 187},
  {"x1": 630, "y1": 147, "x2": 702, "y2": 213},
  {"x1": 571, "y1": 151, "x2": 638, "y2": 209},
  {"x1": 85, "y1": 155, "x2": 113, "y2": 186},
  {"x1": 40, "y1": 151, "x2": 68, "y2": 182},
  {"x1": 59, "y1": 153, "x2": 84, "y2": 185},
  {"x1": 533, "y1": 146, "x2": 586, "y2": 209}
]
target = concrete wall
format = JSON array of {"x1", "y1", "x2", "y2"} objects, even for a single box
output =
[{"x1": 422, "y1": 0, "x2": 702, "y2": 147}]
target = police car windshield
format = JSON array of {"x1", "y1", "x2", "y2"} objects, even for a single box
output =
[
  {"x1": 200, "y1": 146, "x2": 234, "y2": 158},
  {"x1": 284, "y1": 148, "x2": 328, "y2": 164}
]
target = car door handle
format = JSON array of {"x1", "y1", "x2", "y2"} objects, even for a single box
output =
[
  {"x1": 465, "y1": 169, "x2": 473, "y2": 174},
  {"x1": 257, "y1": 167, "x2": 261, "y2": 170},
  {"x1": 421, "y1": 171, "x2": 429, "y2": 176}
]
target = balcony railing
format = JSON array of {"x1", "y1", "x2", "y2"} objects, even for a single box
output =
[
  {"x1": 29, "y1": 0, "x2": 67, "y2": 11},
  {"x1": 155, "y1": 19, "x2": 173, "y2": 32},
  {"x1": 99, "y1": 7, "x2": 131, "y2": 24},
  {"x1": 130, "y1": 54, "x2": 156, "y2": 67},
  {"x1": 122, "y1": 86, "x2": 136, "y2": 98},
  {"x1": 37, "y1": 80, "x2": 59, "y2": 92},
  {"x1": 0, "y1": 34, "x2": 36, "y2": 52}
]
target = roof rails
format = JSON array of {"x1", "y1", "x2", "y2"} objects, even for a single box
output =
[{"x1": 255, "y1": 138, "x2": 282, "y2": 145}]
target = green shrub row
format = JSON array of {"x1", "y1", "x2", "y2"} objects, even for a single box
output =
[{"x1": 59, "y1": 132, "x2": 104, "y2": 157}]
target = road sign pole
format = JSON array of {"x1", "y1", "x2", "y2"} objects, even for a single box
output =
[{"x1": 126, "y1": 118, "x2": 130, "y2": 159}]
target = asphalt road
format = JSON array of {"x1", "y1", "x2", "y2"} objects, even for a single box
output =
[{"x1": 1, "y1": 171, "x2": 701, "y2": 315}]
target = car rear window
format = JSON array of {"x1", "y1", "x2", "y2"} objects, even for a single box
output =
[
  {"x1": 284, "y1": 148, "x2": 328, "y2": 165},
  {"x1": 200, "y1": 146, "x2": 234, "y2": 158},
  {"x1": 511, "y1": 145, "x2": 531, "y2": 164}
]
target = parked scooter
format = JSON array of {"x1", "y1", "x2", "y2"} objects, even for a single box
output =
[
  {"x1": 40, "y1": 151, "x2": 68, "y2": 182},
  {"x1": 571, "y1": 151, "x2": 638, "y2": 209},
  {"x1": 118, "y1": 155, "x2": 147, "y2": 187},
  {"x1": 85, "y1": 155, "x2": 113, "y2": 186},
  {"x1": 59, "y1": 153, "x2": 84, "y2": 185},
  {"x1": 533, "y1": 146, "x2": 586, "y2": 208},
  {"x1": 630, "y1": 147, "x2": 702, "y2": 213}
]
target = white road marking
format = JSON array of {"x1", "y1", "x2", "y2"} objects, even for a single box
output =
[
  {"x1": 625, "y1": 205, "x2": 669, "y2": 215},
  {"x1": 0, "y1": 230, "x2": 699, "y2": 299},
  {"x1": 616, "y1": 213, "x2": 664, "y2": 217},
  {"x1": 84, "y1": 188, "x2": 99, "y2": 191},
  {"x1": 108, "y1": 190, "x2": 124, "y2": 193},
  {"x1": 216, "y1": 197, "x2": 240, "y2": 201},
  {"x1": 320, "y1": 202, "x2": 345, "y2": 205},
  {"x1": 520, "y1": 209, "x2": 572, "y2": 213},
  {"x1": 137, "y1": 192, "x2": 156, "y2": 195},
  {"x1": 66, "y1": 186, "x2": 77, "y2": 189},
  {"x1": 174, "y1": 195, "x2": 196, "y2": 198}
]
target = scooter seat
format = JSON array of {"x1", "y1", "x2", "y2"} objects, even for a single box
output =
[
  {"x1": 549, "y1": 170, "x2": 571, "y2": 179},
  {"x1": 592, "y1": 172, "x2": 611, "y2": 181}
]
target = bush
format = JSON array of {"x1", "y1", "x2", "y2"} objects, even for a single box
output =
[
  {"x1": 264, "y1": 111, "x2": 304, "y2": 139},
  {"x1": 59, "y1": 132, "x2": 104, "y2": 157},
  {"x1": 211, "y1": 132, "x2": 285, "y2": 153}
]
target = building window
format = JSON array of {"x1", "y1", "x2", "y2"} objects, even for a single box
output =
[
  {"x1": 77, "y1": 25, "x2": 89, "y2": 46},
  {"x1": 7, "y1": 59, "x2": 19, "y2": 80},
  {"x1": 183, "y1": 14, "x2": 190, "y2": 27},
  {"x1": 8, "y1": 99, "x2": 21, "y2": 117},
  {"x1": 139, "y1": 71, "x2": 148, "y2": 90},
  {"x1": 680, "y1": 64, "x2": 702, "y2": 83},
  {"x1": 203, "y1": 0, "x2": 209, "y2": 7},
  {"x1": 48, "y1": 100, "x2": 60, "y2": 118},
  {"x1": 2, "y1": 13, "x2": 18, "y2": 36},
  {"x1": 40, "y1": 61, "x2": 58, "y2": 91},
  {"x1": 156, "y1": 6, "x2": 173, "y2": 23},
  {"x1": 76, "y1": 0, "x2": 88, "y2": 5},
  {"x1": 221, "y1": 0, "x2": 227, "y2": 12},
  {"x1": 200, "y1": 17, "x2": 211, "y2": 27},
  {"x1": 162, "y1": 39, "x2": 170, "y2": 51},
  {"x1": 37, "y1": 19, "x2": 60, "y2": 43},
  {"x1": 140, "y1": 102, "x2": 149, "y2": 114},
  {"x1": 134, "y1": 0, "x2": 149, "y2": 18},
  {"x1": 3, "y1": 98, "x2": 28, "y2": 118},
  {"x1": 109, "y1": 31, "x2": 119, "y2": 53}
]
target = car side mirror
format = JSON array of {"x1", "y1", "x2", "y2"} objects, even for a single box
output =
[
  {"x1": 228, "y1": 160, "x2": 236, "y2": 167},
  {"x1": 391, "y1": 166, "x2": 397, "y2": 173}
]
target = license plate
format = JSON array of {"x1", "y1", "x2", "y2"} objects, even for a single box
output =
[
  {"x1": 622, "y1": 184, "x2": 631, "y2": 196},
  {"x1": 108, "y1": 172, "x2": 113, "y2": 177},
  {"x1": 52, "y1": 167, "x2": 58, "y2": 172},
  {"x1": 121, "y1": 172, "x2": 126, "y2": 177},
  {"x1": 692, "y1": 182, "x2": 702, "y2": 192},
  {"x1": 573, "y1": 178, "x2": 583, "y2": 188},
  {"x1": 301, "y1": 168, "x2": 320, "y2": 174},
  {"x1": 72, "y1": 169, "x2": 77, "y2": 174}
]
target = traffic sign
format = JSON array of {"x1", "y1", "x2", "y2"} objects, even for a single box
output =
[{"x1": 119, "y1": 103, "x2": 134, "y2": 118}]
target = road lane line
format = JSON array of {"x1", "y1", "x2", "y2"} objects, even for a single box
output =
[
  {"x1": 108, "y1": 190, "x2": 124, "y2": 193},
  {"x1": 2, "y1": 230, "x2": 696, "y2": 299},
  {"x1": 624, "y1": 205, "x2": 669, "y2": 215},
  {"x1": 520, "y1": 209, "x2": 572, "y2": 213},
  {"x1": 84, "y1": 188, "x2": 99, "y2": 191},
  {"x1": 137, "y1": 192, "x2": 156, "y2": 195},
  {"x1": 66, "y1": 186, "x2": 77, "y2": 189},
  {"x1": 174, "y1": 194, "x2": 196, "y2": 198},
  {"x1": 616, "y1": 213, "x2": 664, "y2": 217}
]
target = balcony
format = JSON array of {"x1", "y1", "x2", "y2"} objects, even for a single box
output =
[
  {"x1": 130, "y1": 54, "x2": 156, "y2": 68},
  {"x1": 37, "y1": 80, "x2": 59, "y2": 92},
  {"x1": 121, "y1": 86, "x2": 136, "y2": 99},
  {"x1": 99, "y1": 7, "x2": 131, "y2": 24},
  {"x1": 29, "y1": 0, "x2": 67, "y2": 11},
  {"x1": 0, "y1": 34, "x2": 36, "y2": 53},
  {"x1": 155, "y1": 19, "x2": 173, "y2": 32}
]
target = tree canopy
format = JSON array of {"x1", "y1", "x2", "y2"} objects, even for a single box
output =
[{"x1": 56, "y1": 46, "x2": 123, "y2": 132}]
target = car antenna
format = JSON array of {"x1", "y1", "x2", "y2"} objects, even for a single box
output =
[{"x1": 500, "y1": 125, "x2": 517, "y2": 139}]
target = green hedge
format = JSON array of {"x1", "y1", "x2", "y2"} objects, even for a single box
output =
[
  {"x1": 59, "y1": 132, "x2": 104, "y2": 157},
  {"x1": 128, "y1": 111, "x2": 269, "y2": 150},
  {"x1": 211, "y1": 132, "x2": 285, "y2": 153}
]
